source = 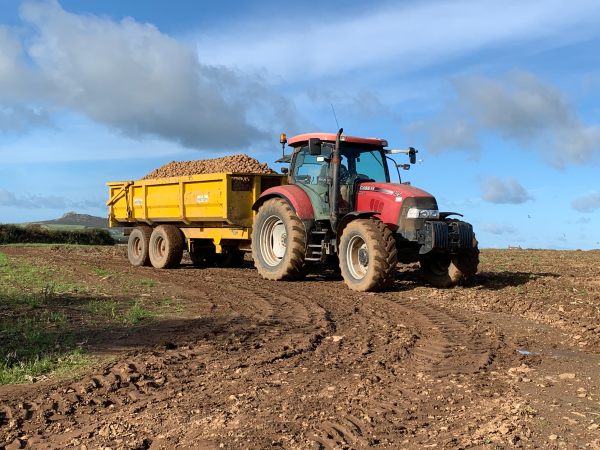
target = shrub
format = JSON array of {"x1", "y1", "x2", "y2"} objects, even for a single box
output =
[{"x1": 0, "y1": 224, "x2": 114, "y2": 245}]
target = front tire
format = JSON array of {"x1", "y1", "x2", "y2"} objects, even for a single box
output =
[
  {"x1": 420, "y1": 238, "x2": 479, "y2": 287},
  {"x1": 251, "y1": 198, "x2": 307, "y2": 280},
  {"x1": 149, "y1": 225, "x2": 184, "y2": 269},
  {"x1": 127, "y1": 226, "x2": 152, "y2": 267},
  {"x1": 339, "y1": 218, "x2": 398, "y2": 292}
]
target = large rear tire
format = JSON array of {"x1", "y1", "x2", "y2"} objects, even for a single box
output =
[
  {"x1": 149, "y1": 225, "x2": 184, "y2": 269},
  {"x1": 127, "y1": 226, "x2": 152, "y2": 267},
  {"x1": 339, "y1": 218, "x2": 398, "y2": 292},
  {"x1": 420, "y1": 237, "x2": 479, "y2": 287},
  {"x1": 251, "y1": 198, "x2": 306, "y2": 280}
]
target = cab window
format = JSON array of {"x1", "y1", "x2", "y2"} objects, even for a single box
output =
[{"x1": 293, "y1": 146, "x2": 330, "y2": 185}]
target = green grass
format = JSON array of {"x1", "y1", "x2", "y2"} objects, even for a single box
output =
[
  {"x1": 86, "y1": 299, "x2": 154, "y2": 324},
  {"x1": 86, "y1": 299, "x2": 118, "y2": 318},
  {"x1": 0, "y1": 249, "x2": 164, "y2": 384},
  {"x1": 0, "y1": 252, "x2": 88, "y2": 302},
  {"x1": 92, "y1": 267, "x2": 113, "y2": 277},
  {"x1": 0, "y1": 350, "x2": 93, "y2": 385},
  {"x1": 158, "y1": 297, "x2": 184, "y2": 314},
  {"x1": 91, "y1": 267, "x2": 157, "y2": 289},
  {"x1": 0, "y1": 252, "x2": 93, "y2": 384},
  {"x1": 0, "y1": 310, "x2": 82, "y2": 384},
  {"x1": 126, "y1": 302, "x2": 155, "y2": 324},
  {"x1": 136, "y1": 278, "x2": 157, "y2": 288}
]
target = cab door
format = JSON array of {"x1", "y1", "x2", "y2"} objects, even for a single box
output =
[{"x1": 291, "y1": 146, "x2": 330, "y2": 220}]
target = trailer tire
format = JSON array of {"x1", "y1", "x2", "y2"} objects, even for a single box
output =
[
  {"x1": 339, "y1": 218, "x2": 398, "y2": 292},
  {"x1": 149, "y1": 225, "x2": 184, "y2": 269},
  {"x1": 420, "y1": 237, "x2": 479, "y2": 288},
  {"x1": 127, "y1": 226, "x2": 152, "y2": 267},
  {"x1": 252, "y1": 198, "x2": 306, "y2": 280}
]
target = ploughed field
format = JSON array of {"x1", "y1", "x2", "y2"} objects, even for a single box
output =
[{"x1": 0, "y1": 245, "x2": 599, "y2": 449}]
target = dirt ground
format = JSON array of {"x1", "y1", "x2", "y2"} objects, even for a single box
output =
[{"x1": 1, "y1": 246, "x2": 599, "y2": 449}]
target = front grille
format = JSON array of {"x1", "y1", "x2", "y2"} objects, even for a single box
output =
[{"x1": 418, "y1": 220, "x2": 474, "y2": 254}]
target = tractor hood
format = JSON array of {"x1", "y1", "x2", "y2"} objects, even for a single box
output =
[
  {"x1": 355, "y1": 182, "x2": 438, "y2": 232},
  {"x1": 357, "y1": 182, "x2": 434, "y2": 199}
]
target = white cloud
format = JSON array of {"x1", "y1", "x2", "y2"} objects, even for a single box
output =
[
  {"x1": 410, "y1": 71, "x2": 600, "y2": 167},
  {"x1": 0, "y1": 1, "x2": 301, "y2": 150},
  {"x1": 195, "y1": 0, "x2": 600, "y2": 80},
  {"x1": 572, "y1": 192, "x2": 600, "y2": 212},
  {"x1": 481, "y1": 176, "x2": 532, "y2": 204},
  {"x1": 455, "y1": 72, "x2": 571, "y2": 140},
  {"x1": 0, "y1": 188, "x2": 66, "y2": 209}
]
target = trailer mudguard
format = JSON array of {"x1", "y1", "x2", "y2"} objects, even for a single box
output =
[{"x1": 252, "y1": 185, "x2": 315, "y2": 220}]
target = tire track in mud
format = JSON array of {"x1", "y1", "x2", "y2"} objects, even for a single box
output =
[
  {"x1": 1, "y1": 252, "x2": 504, "y2": 449},
  {"x1": 307, "y1": 292, "x2": 499, "y2": 449},
  {"x1": 390, "y1": 298, "x2": 496, "y2": 377}
]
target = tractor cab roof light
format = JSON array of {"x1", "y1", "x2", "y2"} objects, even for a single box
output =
[
  {"x1": 279, "y1": 132, "x2": 287, "y2": 158},
  {"x1": 386, "y1": 148, "x2": 413, "y2": 154}
]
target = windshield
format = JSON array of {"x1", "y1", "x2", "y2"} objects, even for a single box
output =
[{"x1": 341, "y1": 147, "x2": 389, "y2": 183}]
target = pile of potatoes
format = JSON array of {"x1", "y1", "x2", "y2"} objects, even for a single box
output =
[{"x1": 142, "y1": 154, "x2": 275, "y2": 179}]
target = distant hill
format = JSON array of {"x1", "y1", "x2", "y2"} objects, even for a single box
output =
[{"x1": 34, "y1": 212, "x2": 108, "y2": 229}]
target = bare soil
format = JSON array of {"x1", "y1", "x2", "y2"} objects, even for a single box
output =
[
  {"x1": 1, "y1": 246, "x2": 599, "y2": 449},
  {"x1": 141, "y1": 155, "x2": 275, "y2": 180}
]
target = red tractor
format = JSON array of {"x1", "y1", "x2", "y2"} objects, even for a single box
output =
[{"x1": 251, "y1": 129, "x2": 479, "y2": 291}]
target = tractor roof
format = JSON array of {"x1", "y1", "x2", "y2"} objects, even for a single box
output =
[{"x1": 287, "y1": 132, "x2": 388, "y2": 148}]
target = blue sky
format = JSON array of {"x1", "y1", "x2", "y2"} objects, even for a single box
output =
[{"x1": 0, "y1": 0, "x2": 599, "y2": 249}]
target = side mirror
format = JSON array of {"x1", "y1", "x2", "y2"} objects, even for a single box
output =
[
  {"x1": 408, "y1": 147, "x2": 417, "y2": 165},
  {"x1": 281, "y1": 167, "x2": 289, "y2": 174},
  {"x1": 308, "y1": 138, "x2": 322, "y2": 156}
]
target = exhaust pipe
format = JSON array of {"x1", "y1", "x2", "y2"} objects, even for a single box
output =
[{"x1": 330, "y1": 128, "x2": 343, "y2": 229}]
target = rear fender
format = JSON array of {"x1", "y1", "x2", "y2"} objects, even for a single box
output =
[{"x1": 252, "y1": 185, "x2": 315, "y2": 220}]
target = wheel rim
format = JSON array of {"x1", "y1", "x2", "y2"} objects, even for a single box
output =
[
  {"x1": 155, "y1": 236, "x2": 166, "y2": 259},
  {"x1": 260, "y1": 215, "x2": 286, "y2": 266},
  {"x1": 346, "y1": 235, "x2": 369, "y2": 280},
  {"x1": 132, "y1": 236, "x2": 142, "y2": 258}
]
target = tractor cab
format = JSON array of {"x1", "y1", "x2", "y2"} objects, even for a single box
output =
[{"x1": 284, "y1": 133, "x2": 391, "y2": 219}]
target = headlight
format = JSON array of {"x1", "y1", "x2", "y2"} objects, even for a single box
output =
[{"x1": 406, "y1": 207, "x2": 440, "y2": 219}]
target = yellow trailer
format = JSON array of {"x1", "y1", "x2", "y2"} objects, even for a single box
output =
[{"x1": 107, "y1": 173, "x2": 285, "y2": 268}]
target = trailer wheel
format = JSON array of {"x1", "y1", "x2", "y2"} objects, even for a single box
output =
[
  {"x1": 149, "y1": 225, "x2": 184, "y2": 269},
  {"x1": 252, "y1": 198, "x2": 306, "y2": 280},
  {"x1": 339, "y1": 218, "x2": 398, "y2": 292},
  {"x1": 127, "y1": 226, "x2": 152, "y2": 267},
  {"x1": 420, "y1": 237, "x2": 479, "y2": 287}
]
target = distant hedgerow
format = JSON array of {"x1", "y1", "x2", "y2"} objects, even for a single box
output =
[{"x1": 0, "y1": 224, "x2": 114, "y2": 245}]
